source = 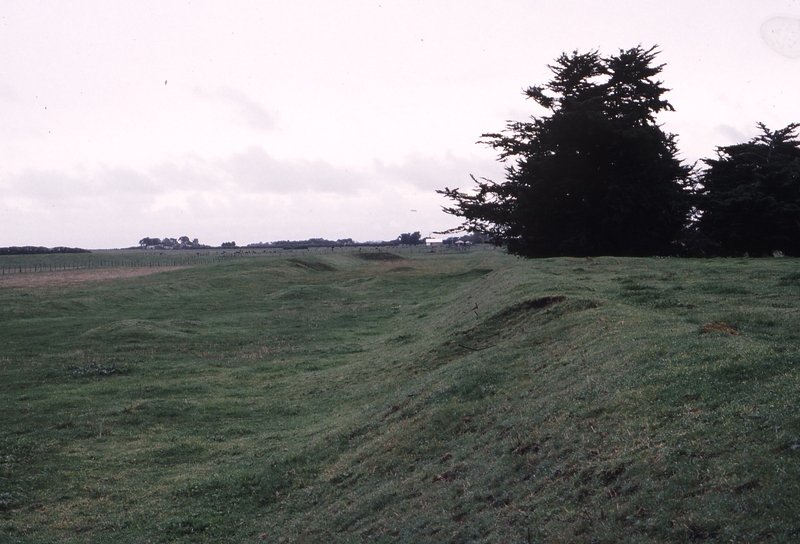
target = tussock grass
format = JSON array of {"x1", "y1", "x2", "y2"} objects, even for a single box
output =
[{"x1": 1, "y1": 249, "x2": 799, "y2": 542}]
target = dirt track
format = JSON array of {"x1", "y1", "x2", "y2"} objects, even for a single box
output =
[{"x1": 0, "y1": 266, "x2": 184, "y2": 288}]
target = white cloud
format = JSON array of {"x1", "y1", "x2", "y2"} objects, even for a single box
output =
[
  {"x1": 0, "y1": 80, "x2": 17, "y2": 101},
  {"x1": 714, "y1": 124, "x2": 752, "y2": 147},
  {"x1": 0, "y1": 148, "x2": 486, "y2": 247},
  {"x1": 193, "y1": 86, "x2": 277, "y2": 131},
  {"x1": 219, "y1": 148, "x2": 368, "y2": 194},
  {"x1": 374, "y1": 152, "x2": 505, "y2": 193}
]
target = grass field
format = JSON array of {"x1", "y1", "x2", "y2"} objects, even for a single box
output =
[
  {"x1": 1, "y1": 248, "x2": 799, "y2": 543},
  {"x1": 0, "y1": 246, "x2": 344, "y2": 274}
]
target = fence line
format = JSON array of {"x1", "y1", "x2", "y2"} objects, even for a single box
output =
[
  {"x1": 0, "y1": 245, "x2": 491, "y2": 276},
  {"x1": 0, "y1": 256, "x2": 225, "y2": 275}
]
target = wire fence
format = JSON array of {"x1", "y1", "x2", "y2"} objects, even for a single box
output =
[
  {"x1": 0, "y1": 253, "x2": 236, "y2": 275},
  {"x1": 1, "y1": 257, "x2": 205, "y2": 275},
  {"x1": 0, "y1": 245, "x2": 493, "y2": 276}
]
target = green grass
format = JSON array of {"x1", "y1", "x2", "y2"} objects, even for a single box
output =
[
  {"x1": 1, "y1": 249, "x2": 800, "y2": 542},
  {"x1": 0, "y1": 245, "x2": 396, "y2": 272}
]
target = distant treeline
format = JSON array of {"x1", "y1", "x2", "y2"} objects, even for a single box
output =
[
  {"x1": 248, "y1": 238, "x2": 364, "y2": 250},
  {"x1": 246, "y1": 233, "x2": 488, "y2": 250},
  {"x1": 0, "y1": 246, "x2": 90, "y2": 256},
  {"x1": 138, "y1": 236, "x2": 210, "y2": 250}
]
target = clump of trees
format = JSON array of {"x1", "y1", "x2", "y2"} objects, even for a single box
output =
[
  {"x1": 248, "y1": 238, "x2": 350, "y2": 249},
  {"x1": 439, "y1": 46, "x2": 800, "y2": 257},
  {"x1": 695, "y1": 123, "x2": 800, "y2": 256},
  {"x1": 246, "y1": 234, "x2": 439, "y2": 249},
  {"x1": 397, "y1": 232, "x2": 423, "y2": 245},
  {"x1": 443, "y1": 233, "x2": 489, "y2": 246},
  {"x1": 138, "y1": 236, "x2": 207, "y2": 250}
]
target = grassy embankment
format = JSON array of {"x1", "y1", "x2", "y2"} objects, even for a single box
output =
[{"x1": 1, "y1": 248, "x2": 799, "y2": 542}]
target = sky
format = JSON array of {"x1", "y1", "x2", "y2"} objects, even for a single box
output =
[{"x1": 1, "y1": 0, "x2": 799, "y2": 249}]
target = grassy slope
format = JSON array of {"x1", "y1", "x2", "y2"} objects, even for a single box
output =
[{"x1": 1, "y1": 249, "x2": 799, "y2": 543}]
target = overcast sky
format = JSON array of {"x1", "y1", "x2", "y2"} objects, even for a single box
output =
[{"x1": 1, "y1": 1, "x2": 799, "y2": 248}]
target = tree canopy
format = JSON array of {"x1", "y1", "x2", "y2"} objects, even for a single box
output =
[
  {"x1": 397, "y1": 232, "x2": 422, "y2": 245},
  {"x1": 696, "y1": 123, "x2": 800, "y2": 256},
  {"x1": 439, "y1": 46, "x2": 692, "y2": 257},
  {"x1": 138, "y1": 237, "x2": 206, "y2": 249}
]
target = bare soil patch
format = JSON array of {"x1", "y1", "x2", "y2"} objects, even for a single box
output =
[
  {"x1": 0, "y1": 266, "x2": 184, "y2": 289},
  {"x1": 699, "y1": 320, "x2": 739, "y2": 335}
]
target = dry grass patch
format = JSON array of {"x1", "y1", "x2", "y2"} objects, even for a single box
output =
[
  {"x1": 699, "y1": 320, "x2": 739, "y2": 335},
  {"x1": 0, "y1": 266, "x2": 184, "y2": 288}
]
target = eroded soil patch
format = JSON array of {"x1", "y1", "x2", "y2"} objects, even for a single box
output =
[{"x1": 699, "y1": 320, "x2": 739, "y2": 335}]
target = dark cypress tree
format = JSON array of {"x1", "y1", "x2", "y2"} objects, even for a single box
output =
[
  {"x1": 439, "y1": 46, "x2": 692, "y2": 257},
  {"x1": 697, "y1": 123, "x2": 800, "y2": 256}
]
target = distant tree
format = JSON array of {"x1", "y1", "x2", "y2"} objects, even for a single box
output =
[
  {"x1": 221, "y1": 241, "x2": 236, "y2": 248},
  {"x1": 179, "y1": 236, "x2": 191, "y2": 245},
  {"x1": 439, "y1": 46, "x2": 692, "y2": 257},
  {"x1": 443, "y1": 233, "x2": 487, "y2": 245},
  {"x1": 696, "y1": 123, "x2": 800, "y2": 256},
  {"x1": 139, "y1": 237, "x2": 160, "y2": 248},
  {"x1": 464, "y1": 232, "x2": 488, "y2": 244},
  {"x1": 398, "y1": 232, "x2": 422, "y2": 245},
  {"x1": 0, "y1": 246, "x2": 89, "y2": 255}
]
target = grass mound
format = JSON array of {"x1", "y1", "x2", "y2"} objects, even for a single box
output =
[
  {"x1": 287, "y1": 257, "x2": 337, "y2": 271},
  {"x1": 1, "y1": 250, "x2": 799, "y2": 542},
  {"x1": 354, "y1": 251, "x2": 403, "y2": 261}
]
